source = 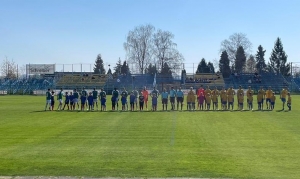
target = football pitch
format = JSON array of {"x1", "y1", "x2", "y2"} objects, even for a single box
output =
[{"x1": 0, "y1": 95, "x2": 300, "y2": 179}]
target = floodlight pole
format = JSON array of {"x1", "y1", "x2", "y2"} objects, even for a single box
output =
[
  {"x1": 291, "y1": 62, "x2": 293, "y2": 91},
  {"x1": 193, "y1": 63, "x2": 194, "y2": 79}
]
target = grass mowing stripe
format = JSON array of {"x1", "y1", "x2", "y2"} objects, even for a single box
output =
[
  {"x1": 170, "y1": 111, "x2": 177, "y2": 146},
  {"x1": 0, "y1": 95, "x2": 300, "y2": 178}
]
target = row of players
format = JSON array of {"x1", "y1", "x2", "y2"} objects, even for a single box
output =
[
  {"x1": 186, "y1": 85, "x2": 291, "y2": 111},
  {"x1": 44, "y1": 85, "x2": 292, "y2": 111}
]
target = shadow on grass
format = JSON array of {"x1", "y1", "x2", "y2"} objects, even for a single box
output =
[
  {"x1": 251, "y1": 109, "x2": 273, "y2": 112},
  {"x1": 31, "y1": 110, "x2": 83, "y2": 113},
  {"x1": 32, "y1": 109, "x2": 282, "y2": 113}
]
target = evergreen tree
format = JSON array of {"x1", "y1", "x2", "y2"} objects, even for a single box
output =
[
  {"x1": 234, "y1": 46, "x2": 246, "y2": 73},
  {"x1": 207, "y1": 62, "x2": 215, "y2": 73},
  {"x1": 106, "y1": 68, "x2": 113, "y2": 79},
  {"x1": 160, "y1": 62, "x2": 172, "y2": 76},
  {"x1": 121, "y1": 60, "x2": 130, "y2": 74},
  {"x1": 93, "y1": 54, "x2": 106, "y2": 74},
  {"x1": 246, "y1": 55, "x2": 256, "y2": 73},
  {"x1": 269, "y1": 37, "x2": 290, "y2": 76},
  {"x1": 107, "y1": 68, "x2": 112, "y2": 74},
  {"x1": 196, "y1": 58, "x2": 209, "y2": 73},
  {"x1": 219, "y1": 51, "x2": 231, "y2": 78},
  {"x1": 113, "y1": 58, "x2": 122, "y2": 76},
  {"x1": 255, "y1": 45, "x2": 267, "y2": 72},
  {"x1": 145, "y1": 63, "x2": 157, "y2": 75},
  {"x1": 266, "y1": 62, "x2": 275, "y2": 73}
]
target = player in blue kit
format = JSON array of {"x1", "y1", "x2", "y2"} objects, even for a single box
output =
[
  {"x1": 121, "y1": 88, "x2": 129, "y2": 110},
  {"x1": 80, "y1": 94, "x2": 86, "y2": 111},
  {"x1": 62, "y1": 91, "x2": 70, "y2": 110},
  {"x1": 129, "y1": 92, "x2": 136, "y2": 111},
  {"x1": 69, "y1": 92, "x2": 74, "y2": 110},
  {"x1": 139, "y1": 92, "x2": 145, "y2": 111},
  {"x1": 121, "y1": 93, "x2": 127, "y2": 111},
  {"x1": 73, "y1": 89, "x2": 80, "y2": 110},
  {"x1": 50, "y1": 91, "x2": 55, "y2": 111},
  {"x1": 87, "y1": 92, "x2": 94, "y2": 111},
  {"x1": 112, "y1": 88, "x2": 119, "y2": 111},
  {"x1": 81, "y1": 87, "x2": 88, "y2": 109},
  {"x1": 111, "y1": 96, "x2": 116, "y2": 111},
  {"x1": 101, "y1": 95, "x2": 106, "y2": 111},
  {"x1": 152, "y1": 93, "x2": 158, "y2": 111},
  {"x1": 99, "y1": 89, "x2": 106, "y2": 111}
]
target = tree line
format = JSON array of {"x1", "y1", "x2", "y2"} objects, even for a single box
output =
[
  {"x1": 93, "y1": 54, "x2": 173, "y2": 78},
  {"x1": 1, "y1": 27, "x2": 292, "y2": 80},
  {"x1": 219, "y1": 33, "x2": 290, "y2": 78}
]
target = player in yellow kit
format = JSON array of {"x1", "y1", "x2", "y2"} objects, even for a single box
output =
[
  {"x1": 227, "y1": 86, "x2": 235, "y2": 110},
  {"x1": 187, "y1": 87, "x2": 196, "y2": 111},
  {"x1": 270, "y1": 92, "x2": 276, "y2": 110},
  {"x1": 257, "y1": 86, "x2": 265, "y2": 110},
  {"x1": 206, "y1": 93, "x2": 212, "y2": 110},
  {"x1": 191, "y1": 92, "x2": 196, "y2": 111},
  {"x1": 287, "y1": 92, "x2": 291, "y2": 111},
  {"x1": 220, "y1": 87, "x2": 227, "y2": 110},
  {"x1": 204, "y1": 86, "x2": 211, "y2": 109},
  {"x1": 237, "y1": 86, "x2": 244, "y2": 109},
  {"x1": 246, "y1": 86, "x2": 254, "y2": 109},
  {"x1": 211, "y1": 87, "x2": 219, "y2": 110},
  {"x1": 265, "y1": 86, "x2": 273, "y2": 110},
  {"x1": 248, "y1": 92, "x2": 253, "y2": 110},
  {"x1": 280, "y1": 87, "x2": 288, "y2": 110},
  {"x1": 238, "y1": 93, "x2": 244, "y2": 110}
]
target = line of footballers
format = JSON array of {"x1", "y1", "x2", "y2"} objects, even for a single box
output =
[
  {"x1": 185, "y1": 85, "x2": 291, "y2": 111},
  {"x1": 45, "y1": 87, "x2": 107, "y2": 111},
  {"x1": 44, "y1": 85, "x2": 292, "y2": 111}
]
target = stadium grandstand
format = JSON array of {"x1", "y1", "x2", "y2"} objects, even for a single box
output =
[
  {"x1": 56, "y1": 72, "x2": 108, "y2": 89},
  {"x1": 225, "y1": 72, "x2": 291, "y2": 93},
  {"x1": 1, "y1": 63, "x2": 300, "y2": 95}
]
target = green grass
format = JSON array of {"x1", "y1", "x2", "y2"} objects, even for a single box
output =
[{"x1": 0, "y1": 95, "x2": 300, "y2": 179}]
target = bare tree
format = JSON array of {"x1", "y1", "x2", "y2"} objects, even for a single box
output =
[
  {"x1": 246, "y1": 55, "x2": 256, "y2": 73},
  {"x1": 212, "y1": 58, "x2": 219, "y2": 72},
  {"x1": 220, "y1": 33, "x2": 252, "y2": 64},
  {"x1": 124, "y1": 24, "x2": 155, "y2": 74},
  {"x1": 292, "y1": 64, "x2": 300, "y2": 77},
  {"x1": 18, "y1": 64, "x2": 26, "y2": 78},
  {"x1": 1, "y1": 57, "x2": 18, "y2": 79},
  {"x1": 152, "y1": 29, "x2": 184, "y2": 74}
]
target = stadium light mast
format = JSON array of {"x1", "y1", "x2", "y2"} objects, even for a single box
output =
[{"x1": 193, "y1": 63, "x2": 194, "y2": 79}]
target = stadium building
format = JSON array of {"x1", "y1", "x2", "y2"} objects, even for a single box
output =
[{"x1": 0, "y1": 63, "x2": 299, "y2": 95}]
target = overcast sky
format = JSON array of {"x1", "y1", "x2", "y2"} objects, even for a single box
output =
[{"x1": 1, "y1": 0, "x2": 299, "y2": 73}]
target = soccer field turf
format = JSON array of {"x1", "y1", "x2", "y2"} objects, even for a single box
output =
[{"x1": 0, "y1": 95, "x2": 300, "y2": 179}]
